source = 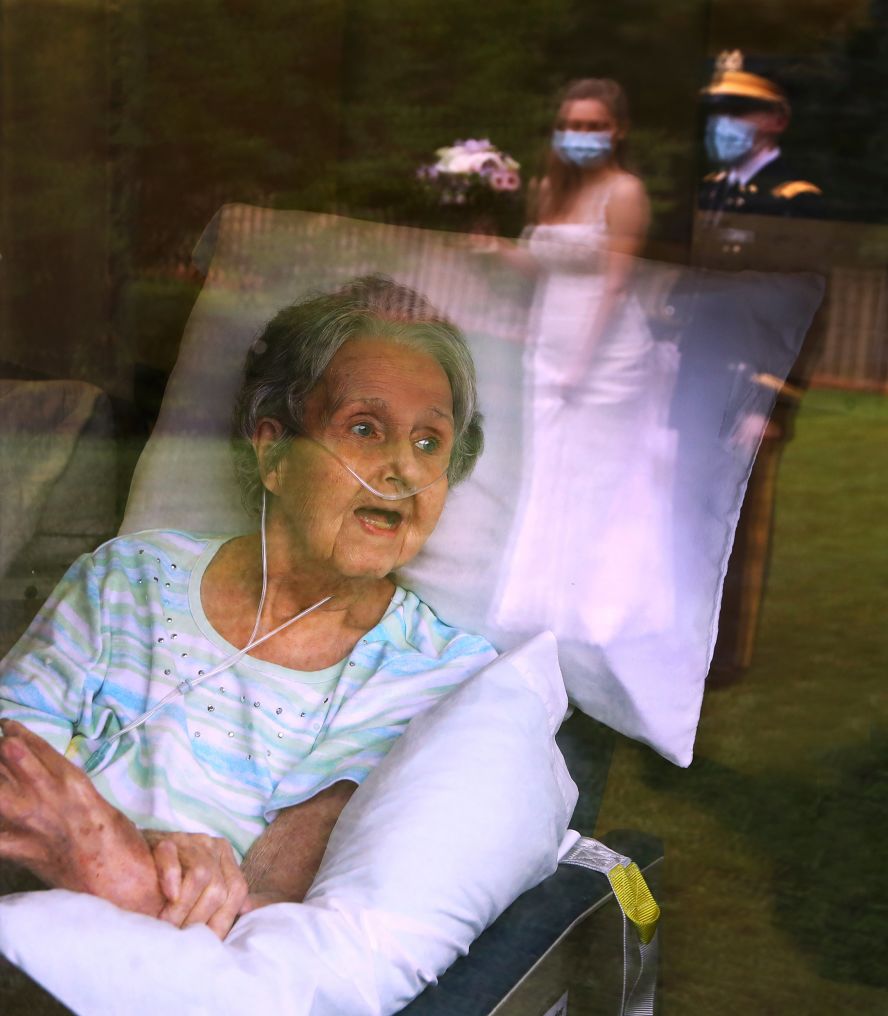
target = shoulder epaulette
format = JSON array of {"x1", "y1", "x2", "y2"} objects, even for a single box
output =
[{"x1": 770, "y1": 180, "x2": 822, "y2": 200}]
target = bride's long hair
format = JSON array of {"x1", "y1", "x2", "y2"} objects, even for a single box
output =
[{"x1": 535, "y1": 78, "x2": 631, "y2": 223}]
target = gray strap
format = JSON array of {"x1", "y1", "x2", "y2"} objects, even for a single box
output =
[{"x1": 560, "y1": 837, "x2": 659, "y2": 1016}]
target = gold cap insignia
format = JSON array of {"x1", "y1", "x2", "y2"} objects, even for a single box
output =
[
  {"x1": 702, "y1": 50, "x2": 787, "y2": 106},
  {"x1": 716, "y1": 50, "x2": 745, "y2": 75}
]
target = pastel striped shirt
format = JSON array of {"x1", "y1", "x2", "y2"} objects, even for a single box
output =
[{"x1": 0, "y1": 531, "x2": 497, "y2": 860}]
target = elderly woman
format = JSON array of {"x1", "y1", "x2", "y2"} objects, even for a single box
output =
[{"x1": 0, "y1": 275, "x2": 496, "y2": 938}]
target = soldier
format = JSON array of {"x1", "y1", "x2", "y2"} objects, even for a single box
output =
[
  {"x1": 699, "y1": 50, "x2": 823, "y2": 224},
  {"x1": 687, "y1": 53, "x2": 827, "y2": 684}
]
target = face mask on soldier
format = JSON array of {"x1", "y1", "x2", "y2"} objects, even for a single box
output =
[{"x1": 705, "y1": 115, "x2": 757, "y2": 165}]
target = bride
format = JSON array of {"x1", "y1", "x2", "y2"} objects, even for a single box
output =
[{"x1": 495, "y1": 78, "x2": 675, "y2": 644}]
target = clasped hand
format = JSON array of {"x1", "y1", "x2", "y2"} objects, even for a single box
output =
[
  {"x1": 144, "y1": 829, "x2": 252, "y2": 937},
  {"x1": 0, "y1": 719, "x2": 251, "y2": 938}
]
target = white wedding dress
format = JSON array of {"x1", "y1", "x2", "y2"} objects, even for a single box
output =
[{"x1": 494, "y1": 208, "x2": 677, "y2": 645}]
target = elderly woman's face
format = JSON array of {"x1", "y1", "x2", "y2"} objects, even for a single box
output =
[{"x1": 267, "y1": 337, "x2": 455, "y2": 581}]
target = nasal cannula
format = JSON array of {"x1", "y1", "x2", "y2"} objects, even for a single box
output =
[
  {"x1": 307, "y1": 434, "x2": 449, "y2": 501},
  {"x1": 82, "y1": 445, "x2": 439, "y2": 773}
]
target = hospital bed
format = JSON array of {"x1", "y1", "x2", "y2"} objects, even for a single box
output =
[
  {"x1": 401, "y1": 714, "x2": 662, "y2": 1016},
  {"x1": 1, "y1": 720, "x2": 661, "y2": 1016},
  {"x1": 0, "y1": 206, "x2": 823, "y2": 1015}
]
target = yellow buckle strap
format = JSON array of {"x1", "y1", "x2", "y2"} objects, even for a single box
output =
[{"x1": 606, "y1": 861, "x2": 660, "y2": 945}]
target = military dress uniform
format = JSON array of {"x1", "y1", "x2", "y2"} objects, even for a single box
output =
[
  {"x1": 699, "y1": 156, "x2": 823, "y2": 220},
  {"x1": 691, "y1": 56, "x2": 825, "y2": 682}
]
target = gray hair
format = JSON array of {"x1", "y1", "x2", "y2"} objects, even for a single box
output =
[{"x1": 231, "y1": 274, "x2": 484, "y2": 516}]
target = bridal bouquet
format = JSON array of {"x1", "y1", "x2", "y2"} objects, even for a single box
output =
[{"x1": 417, "y1": 138, "x2": 521, "y2": 205}]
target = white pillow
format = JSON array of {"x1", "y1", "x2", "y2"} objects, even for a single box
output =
[
  {"x1": 0, "y1": 633, "x2": 577, "y2": 1016},
  {"x1": 121, "y1": 206, "x2": 823, "y2": 764}
]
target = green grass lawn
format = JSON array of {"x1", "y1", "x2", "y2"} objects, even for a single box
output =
[{"x1": 595, "y1": 389, "x2": 888, "y2": 1015}]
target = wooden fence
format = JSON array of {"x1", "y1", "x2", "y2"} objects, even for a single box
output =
[
  {"x1": 812, "y1": 268, "x2": 888, "y2": 392},
  {"x1": 192, "y1": 204, "x2": 888, "y2": 393}
]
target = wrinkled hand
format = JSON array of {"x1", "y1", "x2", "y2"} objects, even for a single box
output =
[
  {"x1": 144, "y1": 830, "x2": 250, "y2": 939},
  {"x1": 0, "y1": 719, "x2": 163, "y2": 913}
]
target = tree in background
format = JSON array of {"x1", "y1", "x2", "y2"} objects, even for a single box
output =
[{"x1": 3, "y1": 0, "x2": 883, "y2": 401}]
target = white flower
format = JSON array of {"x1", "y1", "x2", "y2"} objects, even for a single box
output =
[{"x1": 421, "y1": 138, "x2": 522, "y2": 200}]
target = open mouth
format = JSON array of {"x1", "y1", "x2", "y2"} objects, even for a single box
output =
[{"x1": 354, "y1": 506, "x2": 403, "y2": 533}]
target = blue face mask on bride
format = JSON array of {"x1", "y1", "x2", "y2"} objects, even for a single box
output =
[
  {"x1": 552, "y1": 130, "x2": 613, "y2": 169},
  {"x1": 705, "y1": 115, "x2": 757, "y2": 165}
]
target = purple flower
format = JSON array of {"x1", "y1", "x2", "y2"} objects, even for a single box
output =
[{"x1": 418, "y1": 138, "x2": 520, "y2": 204}]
